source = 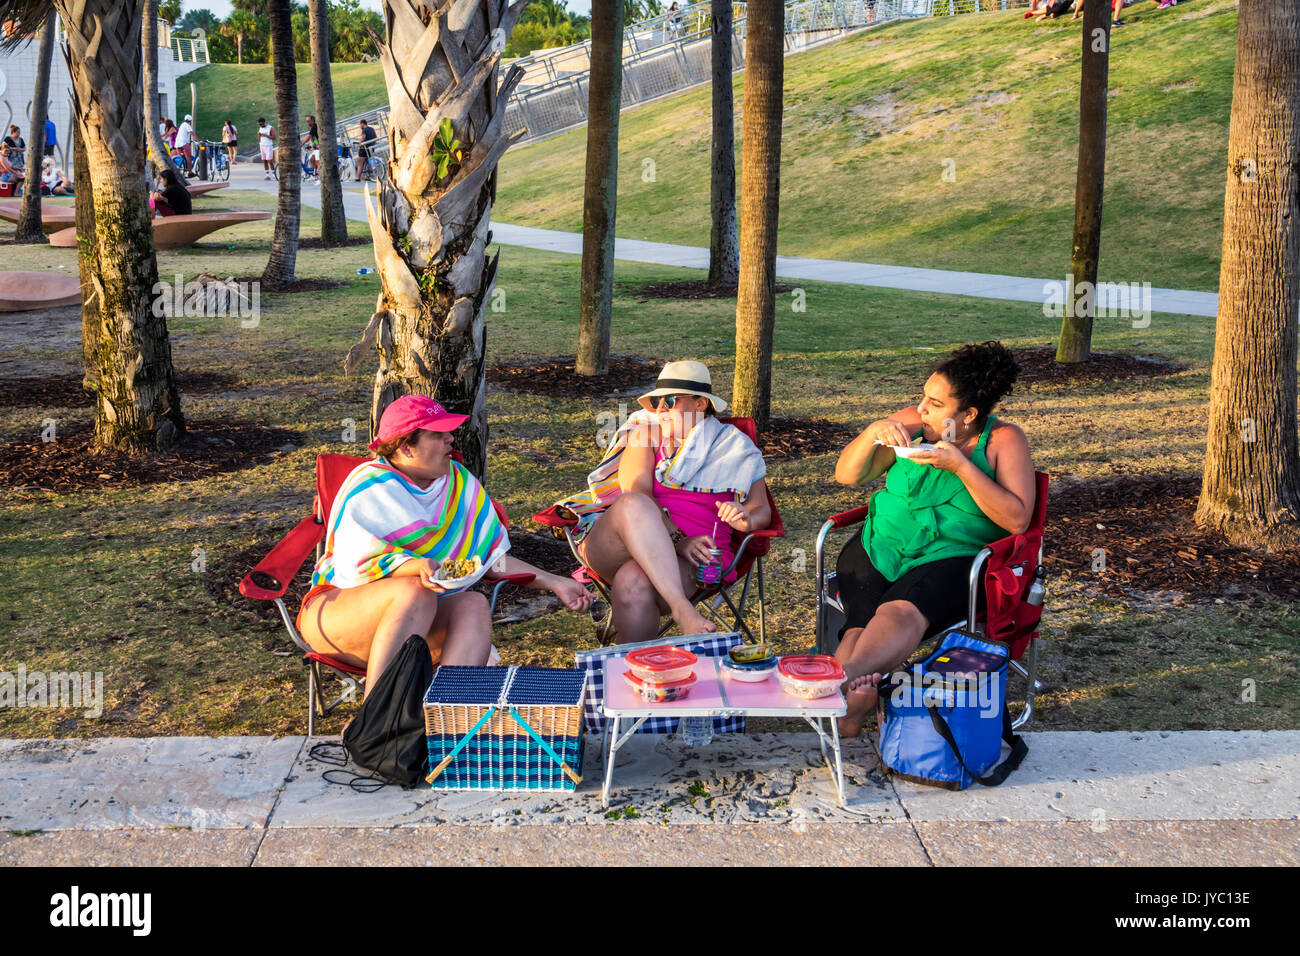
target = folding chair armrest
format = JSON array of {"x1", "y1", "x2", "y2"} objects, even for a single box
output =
[
  {"x1": 239, "y1": 514, "x2": 324, "y2": 601},
  {"x1": 827, "y1": 505, "x2": 871, "y2": 529},
  {"x1": 484, "y1": 572, "x2": 536, "y2": 586}
]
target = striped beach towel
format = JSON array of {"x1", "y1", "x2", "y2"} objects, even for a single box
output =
[{"x1": 312, "y1": 457, "x2": 510, "y2": 590}]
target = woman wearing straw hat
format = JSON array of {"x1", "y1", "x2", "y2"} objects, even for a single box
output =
[
  {"x1": 563, "y1": 361, "x2": 771, "y2": 643},
  {"x1": 297, "y1": 395, "x2": 594, "y2": 696}
]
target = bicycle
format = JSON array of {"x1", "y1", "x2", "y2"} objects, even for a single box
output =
[{"x1": 207, "y1": 141, "x2": 230, "y2": 182}]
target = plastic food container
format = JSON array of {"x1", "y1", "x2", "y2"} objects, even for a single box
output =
[
  {"x1": 777, "y1": 655, "x2": 846, "y2": 700},
  {"x1": 625, "y1": 646, "x2": 698, "y2": 685},
  {"x1": 729, "y1": 643, "x2": 773, "y2": 664},
  {"x1": 623, "y1": 669, "x2": 696, "y2": 702},
  {"x1": 720, "y1": 656, "x2": 777, "y2": 683}
]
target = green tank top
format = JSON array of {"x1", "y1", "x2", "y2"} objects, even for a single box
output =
[{"x1": 863, "y1": 415, "x2": 1007, "y2": 581}]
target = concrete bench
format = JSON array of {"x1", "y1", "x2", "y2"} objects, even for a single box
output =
[
  {"x1": 0, "y1": 270, "x2": 81, "y2": 311},
  {"x1": 0, "y1": 200, "x2": 75, "y2": 235},
  {"x1": 48, "y1": 210, "x2": 272, "y2": 250}
]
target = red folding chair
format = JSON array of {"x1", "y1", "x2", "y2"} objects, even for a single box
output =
[
  {"x1": 533, "y1": 417, "x2": 786, "y2": 646},
  {"x1": 814, "y1": 471, "x2": 1049, "y2": 728},
  {"x1": 239, "y1": 452, "x2": 534, "y2": 736}
]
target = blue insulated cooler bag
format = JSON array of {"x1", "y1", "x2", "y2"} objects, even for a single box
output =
[{"x1": 876, "y1": 629, "x2": 1027, "y2": 789}]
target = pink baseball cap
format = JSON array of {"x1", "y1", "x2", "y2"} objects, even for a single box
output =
[{"x1": 368, "y1": 395, "x2": 468, "y2": 451}]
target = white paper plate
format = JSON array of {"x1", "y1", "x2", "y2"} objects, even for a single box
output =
[
  {"x1": 431, "y1": 556, "x2": 483, "y2": 592},
  {"x1": 875, "y1": 439, "x2": 935, "y2": 458}
]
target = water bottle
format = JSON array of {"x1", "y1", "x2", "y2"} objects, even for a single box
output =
[
  {"x1": 357, "y1": 267, "x2": 375, "y2": 275},
  {"x1": 681, "y1": 715, "x2": 712, "y2": 748},
  {"x1": 1026, "y1": 566, "x2": 1047, "y2": 607}
]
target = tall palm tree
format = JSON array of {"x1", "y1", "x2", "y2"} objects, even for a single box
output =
[
  {"x1": 2, "y1": 0, "x2": 185, "y2": 452},
  {"x1": 1195, "y1": 0, "x2": 1300, "y2": 547},
  {"x1": 707, "y1": 0, "x2": 737, "y2": 290},
  {"x1": 576, "y1": 0, "x2": 622, "y2": 377},
  {"x1": 1056, "y1": 0, "x2": 1110, "y2": 364},
  {"x1": 732, "y1": 0, "x2": 783, "y2": 433},
  {"x1": 308, "y1": 0, "x2": 347, "y2": 243},
  {"x1": 349, "y1": 0, "x2": 532, "y2": 478},
  {"x1": 263, "y1": 0, "x2": 301, "y2": 284},
  {"x1": 72, "y1": 123, "x2": 98, "y2": 390},
  {"x1": 15, "y1": 10, "x2": 54, "y2": 244}
]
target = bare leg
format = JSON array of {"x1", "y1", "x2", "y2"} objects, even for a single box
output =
[
  {"x1": 609, "y1": 557, "x2": 705, "y2": 644},
  {"x1": 429, "y1": 591, "x2": 492, "y2": 666},
  {"x1": 835, "y1": 600, "x2": 928, "y2": 737},
  {"x1": 580, "y1": 492, "x2": 714, "y2": 636}
]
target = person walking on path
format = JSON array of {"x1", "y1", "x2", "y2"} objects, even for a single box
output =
[
  {"x1": 222, "y1": 119, "x2": 238, "y2": 166},
  {"x1": 258, "y1": 118, "x2": 276, "y2": 179},
  {"x1": 175, "y1": 114, "x2": 195, "y2": 173},
  {"x1": 43, "y1": 118, "x2": 56, "y2": 158}
]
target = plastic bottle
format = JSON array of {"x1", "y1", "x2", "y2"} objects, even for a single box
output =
[
  {"x1": 1026, "y1": 566, "x2": 1047, "y2": 607},
  {"x1": 681, "y1": 715, "x2": 712, "y2": 747}
]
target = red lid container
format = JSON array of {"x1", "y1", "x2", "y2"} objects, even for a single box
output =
[
  {"x1": 777, "y1": 654, "x2": 845, "y2": 682},
  {"x1": 623, "y1": 669, "x2": 697, "y2": 702},
  {"x1": 626, "y1": 646, "x2": 697, "y2": 675}
]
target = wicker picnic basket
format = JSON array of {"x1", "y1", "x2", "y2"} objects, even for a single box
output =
[{"x1": 423, "y1": 665, "x2": 587, "y2": 792}]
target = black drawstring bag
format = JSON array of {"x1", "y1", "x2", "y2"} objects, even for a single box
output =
[{"x1": 320, "y1": 634, "x2": 433, "y2": 790}]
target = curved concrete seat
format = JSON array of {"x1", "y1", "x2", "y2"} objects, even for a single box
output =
[
  {"x1": 186, "y1": 182, "x2": 230, "y2": 198},
  {"x1": 0, "y1": 199, "x2": 76, "y2": 234},
  {"x1": 0, "y1": 270, "x2": 81, "y2": 311},
  {"x1": 48, "y1": 210, "x2": 272, "y2": 250}
]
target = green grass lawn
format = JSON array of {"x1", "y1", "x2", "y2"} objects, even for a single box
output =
[
  {"x1": 2, "y1": 202, "x2": 1296, "y2": 739},
  {"x1": 496, "y1": 2, "x2": 1237, "y2": 291}
]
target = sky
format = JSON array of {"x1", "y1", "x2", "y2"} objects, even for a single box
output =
[{"x1": 190, "y1": 0, "x2": 593, "y2": 21}]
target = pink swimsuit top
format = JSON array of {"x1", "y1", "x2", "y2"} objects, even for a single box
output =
[{"x1": 653, "y1": 445, "x2": 738, "y2": 573}]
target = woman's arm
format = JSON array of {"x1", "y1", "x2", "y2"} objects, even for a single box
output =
[
  {"x1": 494, "y1": 553, "x2": 594, "y2": 612},
  {"x1": 715, "y1": 478, "x2": 772, "y2": 533},
  {"x1": 835, "y1": 405, "x2": 923, "y2": 486},
  {"x1": 617, "y1": 421, "x2": 657, "y2": 496},
  {"x1": 911, "y1": 424, "x2": 1036, "y2": 534}
]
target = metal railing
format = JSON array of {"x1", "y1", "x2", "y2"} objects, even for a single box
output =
[{"x1": 171, "y1": 34, "x2": 210, "y2": 64}]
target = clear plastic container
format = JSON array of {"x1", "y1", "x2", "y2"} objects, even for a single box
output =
[
  {"x1": 776, "y1": 654, "x2": 845, "y2": 700},
  {"x1": 720, "y1": 656, "x2": 777, "y2": 683},
  {"x1": 623, "y1": 669, "x2": 697, "y2": 702},
  {"x1": 625, "y1": 646, "x2": 698, "y2": 685}
]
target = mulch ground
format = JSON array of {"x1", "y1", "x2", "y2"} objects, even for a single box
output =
[
  {"x1": 2, "y1": 419, "x2": 301, "y2": 493},
  {"x1": 626, "y1": 279, "x2": 793, "y2": 300},
  {"x1": 1045, "y1": 474, "x2": 1300, "y2": 600},
  {"x1": 760, "y1": 416, "x2": 854, "y2": 461},
  {"x1": 490, "y1": 356, "x2": 661, "y2": 397},
  {"x1": 296, "y1": 236, "x2": 373, "y2": 250},
  {"x1": 0, "y1": 371, "x2": 241, "y2": 409},
  {"x1": 231, "y1": 275, "x2": 349, "y2": 293},
  {"x1": 1011, "y1": 347, "x2": 1186, "y2": 387}
]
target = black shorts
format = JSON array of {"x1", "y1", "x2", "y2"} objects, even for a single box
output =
[{"x1": 835, "y1": 534, "x2": 983, "y2": 639}]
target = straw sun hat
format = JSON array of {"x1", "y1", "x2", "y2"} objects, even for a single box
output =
[{"x1": 637, "y1": 360, "x2": 728, "y2": 413}]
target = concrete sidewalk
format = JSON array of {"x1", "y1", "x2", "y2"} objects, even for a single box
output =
[
  {"x1": 228, "y1": 166, "x2": 1218, "y2": 318},
  {"x1": 2, "y1": 731, "x2": 1296, "y2": 865}
]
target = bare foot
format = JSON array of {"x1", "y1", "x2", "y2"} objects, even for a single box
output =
[
  {"x1": 837, "y1": 673, "x2": 882, "y2": 738},
  {"x1": 672, "y1": 603, "x2": 716, "y2": 636}
]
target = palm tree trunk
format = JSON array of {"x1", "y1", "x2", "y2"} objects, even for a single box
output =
[
  {"x1": 707, "y1": 0, "x2": 738, "y2": 290},
  {"x1": 309, "y1": 0, "x2": 347, "y2": 243},
  {"x1": 263, "y1": 0, "x2": 301, "y2": 284},
  {"x1": 732, "y1": 0, "x2": 783, "y2": 433},
  {"x1": 576, "y1": 0, "x2": 623, "y2": 377},
  {"x1": 142, "y1": 0, "x2": 181, "y2": 183},
  {"x1": 355, "y1": 0, "x2": 532, "y2": 479},
  {"x1": 1056, "y1": 2, "x2": 1110, "y2": 364},
  {"x1": 1195, "y1": 0, "x2": 1300, "y2": 547},
  {"x1": 73, "y1": 120, "x2": 99, "y2": 391},
  {"x1": 58, "y1": 0, "x2": 184, "y2": 452},
  {"x1": 16, "y1": 10, "x2": 54, "y2": 244}
]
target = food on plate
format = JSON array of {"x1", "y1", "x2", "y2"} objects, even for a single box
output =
[{"x1": 719, "y1": 655, "x2": 777, "y2": 682}]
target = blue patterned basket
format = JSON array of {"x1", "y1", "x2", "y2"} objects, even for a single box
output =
[{"x1": 423, "y1": 666, "x2": 587, "y2": 792}]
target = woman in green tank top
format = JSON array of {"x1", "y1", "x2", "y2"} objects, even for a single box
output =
[{"x1": 831, "y1": 342, "x2": 1037, "y2": 737}]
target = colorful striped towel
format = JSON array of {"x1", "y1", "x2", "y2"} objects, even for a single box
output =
[
  {"x1": 555, "y1": 409, "x2": 765, "y2": 520},
  {"x1": 312, "y1": 457, "x2": 510, "y2": 590}
]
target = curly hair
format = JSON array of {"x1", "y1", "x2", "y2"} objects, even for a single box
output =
[
  {"x1": 934, "y1": 341, "x2": 1019, "y2": 427},
  {"x1": 372, "y1": 428, "x2": 423, "y2": 460}
]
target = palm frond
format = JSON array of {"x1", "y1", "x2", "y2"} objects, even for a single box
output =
[{"x1": 0, "y1": 0, "x2": 54, "y2": 53}]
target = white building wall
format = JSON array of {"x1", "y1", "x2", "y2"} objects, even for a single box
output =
[{"x1": 0, "y1": 22, "x2": 178, "y2": 171}]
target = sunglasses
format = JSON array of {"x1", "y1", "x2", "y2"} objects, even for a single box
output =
[{"x1": 656, "y1": 394, "x2": 701, "y2": 410}]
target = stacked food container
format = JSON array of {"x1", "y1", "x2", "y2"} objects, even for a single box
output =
[
  {"x1": 622, "y1": 646, "x2": 699, "y2": 702},
  {"x1": 718, "y1": 642, "x2": 778, "y2": 682},
  {"x1": 776, "y1": 654, "x2": 845, "y2": 699}
]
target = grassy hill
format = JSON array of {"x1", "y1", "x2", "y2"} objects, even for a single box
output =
[
  {"x1": 495, "y1": 2, "x2": 1238, "y2": 291},
  {"x1": 185, "y1": 62, "x2": 386, "y2": 143}
]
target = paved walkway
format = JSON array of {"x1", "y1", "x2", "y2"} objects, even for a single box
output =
[
  {"x1": 2, "y1": 731, "x2": 1296, "y2": 865},
  {"x1": 229, "y1": 165, "x2": 1219, "y2": 318}
]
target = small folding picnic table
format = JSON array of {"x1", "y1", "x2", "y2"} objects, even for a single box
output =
[{"x1": 600, "y1": 655, "x2": 848, "y2": 808}]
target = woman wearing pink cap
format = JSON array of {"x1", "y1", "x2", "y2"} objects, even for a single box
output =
[{"x1": 297, "y1": 395, "x2": 593, "y2": 694}]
